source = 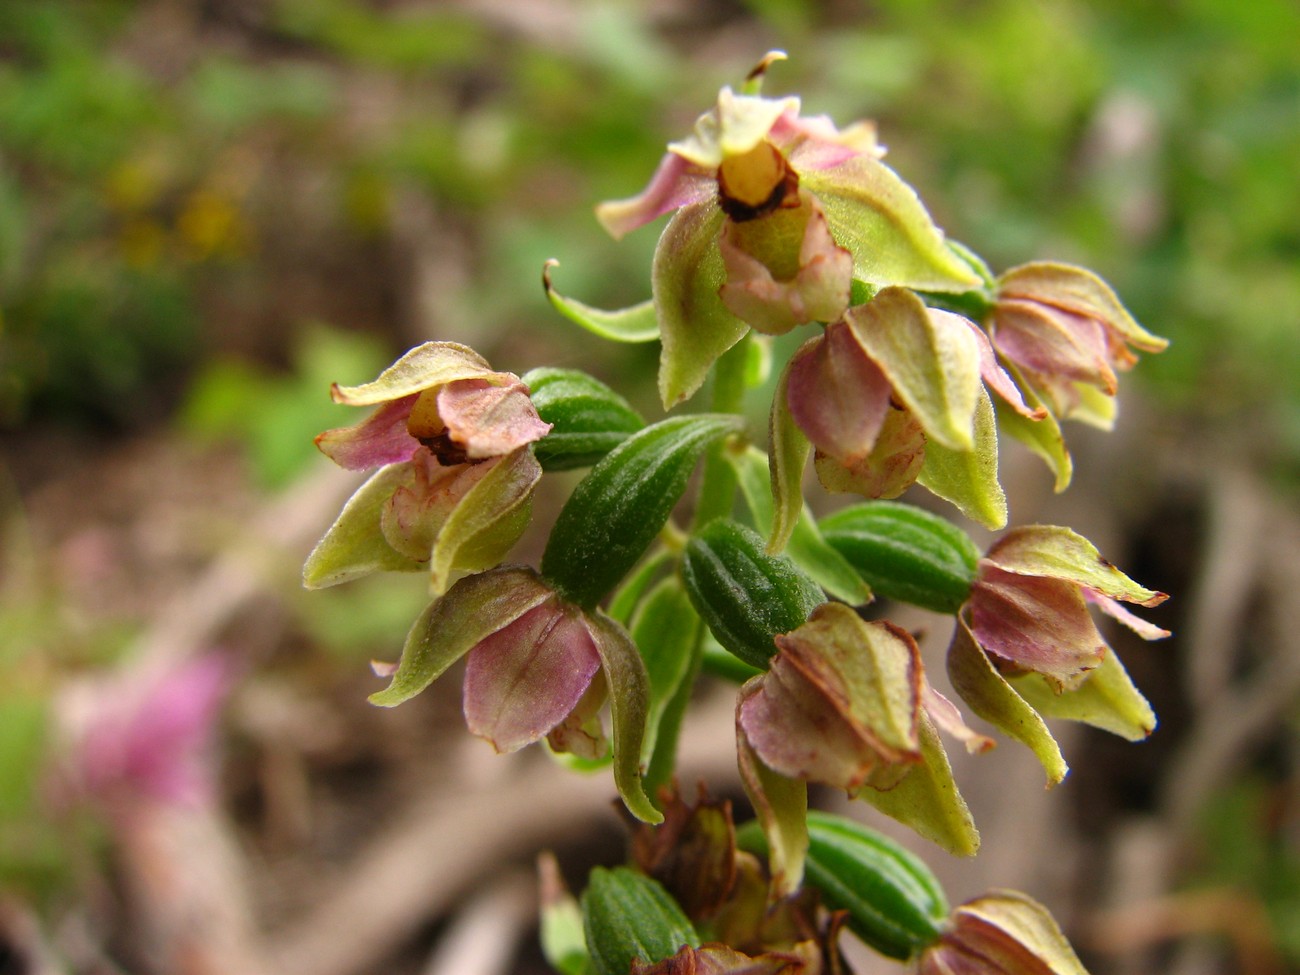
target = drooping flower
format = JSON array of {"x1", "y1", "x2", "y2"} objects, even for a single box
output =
[
  {"x1": 964, "y1": 525, "x2": 1168, "y2": 691},
  {"x1": 987, "y1": 262, "x2": 1168, "y2": 427},
  {"x1": 780, "y1": 287, "x2": 1042, "y2": 528},
  {"x1": 915, "y1": 890, "x2": 1091, "y2": 975},
  {"x1": 368, "y1": 566, "x2": 662, "y2": 823},
  {"x1": 593, "y1": 53, "x2": 981, "y2": 408},
  {"x1": 304, "y1": 342, "x2": 552, "y2": 594}
]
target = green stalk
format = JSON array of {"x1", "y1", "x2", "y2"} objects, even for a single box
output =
[{"x1": 692, "y1": 334, "x2": 750, "y2": 530}]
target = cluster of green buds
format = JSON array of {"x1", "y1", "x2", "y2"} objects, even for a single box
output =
[{"x1": 305, "y1": 52, "x2": 1170, "y2": 974}]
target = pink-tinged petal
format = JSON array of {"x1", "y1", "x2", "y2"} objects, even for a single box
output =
[
  {"x1": 923, "y1": 682, "x2": 996, "y2": 755},
  {"x1": 990, "y1": 299, "x2": 1117, "y2": 395},
  {"x1": 380, "y1": 455, "x2": 490, "y2": 562},
  {"x1": 969, "y1": 564, "x2": 1106, "y2": 690},
  {"x1": 595, "y1": 152, "x2": 714, "y2": 240},
  {"x1": 330, "y1": 341, "x2": 499, "y2": 406},
  {"x1": 999, "y1": 261, "x2": 1168, "y2": 354},
  {"x1": 814, "y1": 405, "x2": 927, "y2": 500},
  {"x1": 963, "y1": 317, "x2": 1045, "y2": 419},
  {"x1": 739, "y1": 604, "x2": 922, "y2": 793},
  {"x1": 436, "y1": 378, "x2": 552, "y2": 460},
  {"x1": 314, "y1": 395, "x2": 421, "y2": 470},
  {"x1": 546, "y1": 675, "x2": 608, "y2": 760},
  {"x1": 776, "y1": 110, "x2": 884, "y2": 171},
  {"x1": 917, "y1": 891, "x2": 1090, "y2": 975},
  {"x1": 463, "y1": 600, "x2": 601, "y2": 754},
  {"x1": 985, "y1": 525, "x2": 1168, "y2": 607},
  {"x1": 1084, "y1": 589, "x2": 1170, "y2": 640},
  {"x1": 718, "y1": 195, "x2": 853, "y2": 334},
  {"x1": 787, "y1": 323, "x2": 890, "y2": 463}
]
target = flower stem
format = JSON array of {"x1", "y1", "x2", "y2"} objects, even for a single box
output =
[{"x1": 692, "y1": 334, "x2": 751, "y2": 530}]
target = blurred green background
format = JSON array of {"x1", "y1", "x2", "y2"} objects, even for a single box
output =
[{"x1": 0, "y1": 1, "x2": 1298, "y2": 972}]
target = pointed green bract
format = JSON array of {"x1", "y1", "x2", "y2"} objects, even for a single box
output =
[
  {"x1": 857, "y1": 712, "x2": 980, "y2": 857},
  {"x1": 917, "y1": 388, "x2": 1008, "y2": 530},
  {"x1": 767, "y1": 344, "x2": 813, "y2": 556},
  {"x1": 542, "y1": 414, "x2": 743, "y2": 609},
  {"x1": 806, "y1": 157, "x2": 982, "y2": 293},
  {"x1": 985, "y1": 525, "x2": 1167, "y2": 606},
  {"x1": 523, "y1": 367, "x2": 645, "y2": 470},
  {"x1": 586, "y1": 611, "x2": 662, "y2": 824},
  {"x1": 681, "y1": 519, "x2": 825, "y2": 670},
  {"x1": 731, "y1": 446, "x2": 868, "y2": 604},
  {"x1": 428, "y1": 447, "x2": 540, "y2": 594},
  {"x1": 630, "y1": 578, "x2": 699, "y2": 764},
  {"x1": 542, "y1": 262, "x2": 660, "y2": 343},
  {"x1": 736, "y1": 710, "x2": 809, "y2": 896},
  {"x1": 848, "y1": 288, "x2": 981, "y2": 452},
  {"x1": 303, "y1": 465, "x2": 425, "y2": 588},
  {"x1": 369, "y1": 567, "x2": 552, "y2": 707},
  {"x1": 820, "y1": 501, "x2": 979, "y2": 614},
  {"x1": 1011, "y1": 649, "x2": 1156, "y2": 741},
  {"x1": 946, "y1": 617, "x2": 1068, "y2": 786},
  {"x1": 654, "y1": 201, "x2": 750, "y2": 408},
  {"x1": 330, "y1": 341, "x2": 498, "y2": 405}
]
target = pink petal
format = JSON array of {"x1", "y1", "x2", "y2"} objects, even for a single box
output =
[
  {"x1": 595, "y1": 152, "x2": 714, "y2": 240},
  {"x1": 813, "y1": 405, "x2": 927, "y2": 500},
  {"x1": 990, "y1": 299, "x2": 1117, "y2": 394},
  {"x1": 923, "y1": 682, "x2": 996, "y2": 754},
  {"x1": 961, "y1": 317, "x2": 1045, "y2": 420},
  {"x1": 315, "y1": 395, "x2": 421, "y2": 470},
  {"x1": 786, "y1": 322, "x2": 891, "y2": 464},
  {"x1": 463, "y1": 601, "x2": 601, "y2": 754},
  {"x1": 436, "y1": 379, "x2": 552, "y2": 460},
  {"x1": 1085, "y1": 588, "x2": 1171, "y2": 640},
  {"x1": 969, "y1": 564, "x2": 1106, "y2": 689},
  {"x1": 774, "y1": 110, "x2": 884, "y2": 172}
]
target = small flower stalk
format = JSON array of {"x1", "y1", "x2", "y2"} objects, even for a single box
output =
[{"x1": 303, "y1": 52, "x2": 1171, "y2": 975}]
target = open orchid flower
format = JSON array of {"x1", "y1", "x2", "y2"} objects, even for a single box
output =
[
  {"x1": 987, "y1": 262, "x2": 1169, "y2": 427},
  {"x1": 915, "y1": 890, "x2": 1090, "y2": 975},
  {"x1": 304, "y1": 342, "x2": 551, "y2": 594},
  {"x1": 591, "y1": 52, "x2": 982, "y2": 408}
]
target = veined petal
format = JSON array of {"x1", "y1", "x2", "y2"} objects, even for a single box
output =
[
  {"x1": 596, "y1": 152, "x2": 714, "y2": 240},
  {"x1": 463, "y1": 599, "x2": 601, "y2": 754},
  {"x1": 963, "y1": 317, "x2": 1044, "y2": 419},
  {"x1": 984, "y1": 525, "x2": 1168, "y2": 607},
  {"x1": 990, "y1": 300, "x2": 1117, "y2": 394},
  {"x1": 970, "y1": 565, "x2": 1105, "y2": 690},
  {"x1": 848, "y1": 288, "x2": 982, "y2": 452},
  {"x1": 436, "y1": 379, "x2": 552, "y2": 460},
  {"x1": 786, "y1": 323, "x2": 891, "y2": 464},
  {"x1": 314, "y1": 395, "x2": 421, "y2": 470},
  {"x1": 918, "y1": 891, "x2": 1090, "y2": 975},
  {"x1": 330, "y1": 341, "x2": 499, "y2": 406}
]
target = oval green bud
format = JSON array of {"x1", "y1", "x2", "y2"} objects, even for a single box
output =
[
  {"x1": 682, "y1": 519, "x2": 824, "y2": 670},
  {"x1": 738, "y1": 811, "x2": 948, "y2": 960},
  {"x1": 820, "y1": 501, "x2": 979, "y2": 614},
  {"x1": 581, "y1": 866, "x2": 699, "y2": 975},
  {"x1": 542, "y1": 415, "x2": 743, "y2": 609},
  {"x1": 523, "y1": 367, "x2": 645, "y2": 471}
]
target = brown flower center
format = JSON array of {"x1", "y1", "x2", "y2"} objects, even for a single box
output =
[{"x1": 717, "y1": 141, "x2": 799, "y2": 222}]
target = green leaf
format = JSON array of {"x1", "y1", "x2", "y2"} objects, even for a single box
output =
[
  {"x1": 1010, "y1": 649, "x2": 1156, "y2": 741},
  {"x1": 542, "y1": 261, "x2": 660, "y2": 343},
  {"x1": 917, "y1": 388, "x2": 1008, "y2": 530},
  {"x1": 523, "y1": 367, "x2": 645, "y2": 471},
  {"x1": 847, "y1": 288, "x2": 981, "y2": 452},
  {"x1": 368, "y1": 567, "x2": 552, "y2": 707},
  {"x1": 731, "y1": 446, "x2": 869, "y2": 604},
  {"x1": 542, "y1": 414, "x2": 743, "y2": 609},
  {"x1": 586, "y1": 612, "x2": 662, "y2": 824},
  {"x1": 303, "y1": 465, "x2": 424, "y2": 588},
  {"x1": 581, "y1": 867, "x2": 698, "y2": 975},
  {"x1": 800, "y1": 811, "x2": 948, "y2": 959},
  {"x1": 681, "y1": 519, "x2": 825, "y2": 670},
  {"x1": 857, "y1": 712, "x2": 980, "y2": 857},
  {"x1": 820, "y1": 500, "x2": 979, "y2": 614},
  {"x1": 767, "y1": 343, "x2": 814, "y2": 555},
  {"x1": 630, "y1": 578, "x2": 699, "y2": 764},
  {"x1": 805, "y1": 157, "x2": 983, "y2": 293},
  {"x1": 946, "y1": 617, "x2": 1068, "y2": 786},
  {"x1": 653, "y1": 200, "x2": 750, "y2": 408},
  {"x1": 428, "y1": 447, "x2": 540, "y2": 594}
]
